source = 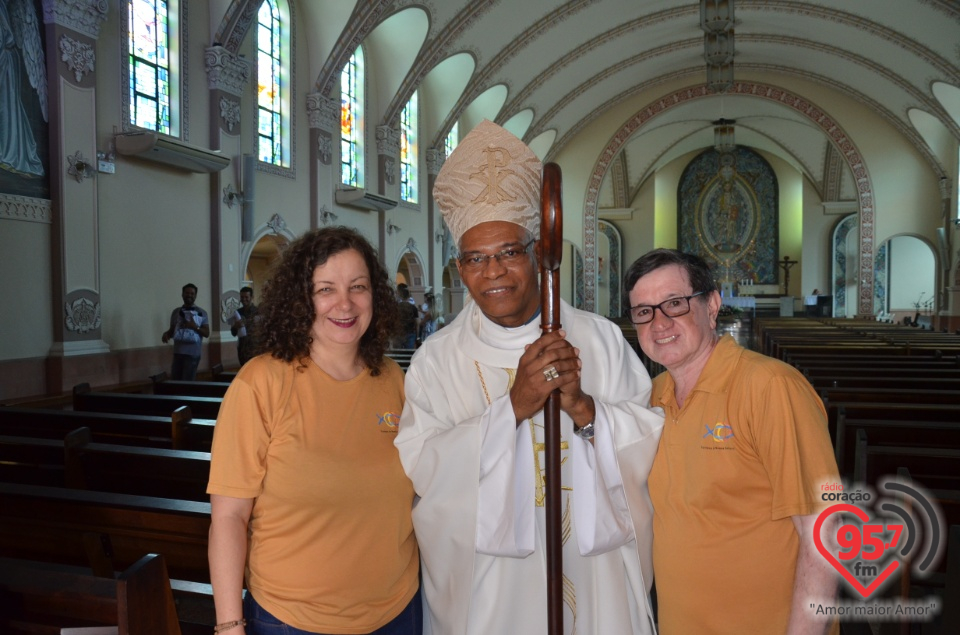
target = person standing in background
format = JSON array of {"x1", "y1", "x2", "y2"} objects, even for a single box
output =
[
  {"x1": 161, "y1": 283, "x2": 210, "y2": 381},
  {"x1": 230, "y1": 286, "x2": 260, "y2": 365}
]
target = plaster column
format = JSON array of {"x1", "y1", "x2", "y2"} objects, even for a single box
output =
[
  {"x1": 425, "y1": 147, "x2": 445, "y2": 292},
  {"x1": 43, "y1": 0, "x2": 110, "y2": 393},
  {"x1": 204, "y1": 45, "x2": 251, "y2": 368},
  {"x1": 376, "y1": 125, "x2": 401, "y2": 264},
  {"x1": 307, "y1": 92, "x2": 339, "y2": 231}
]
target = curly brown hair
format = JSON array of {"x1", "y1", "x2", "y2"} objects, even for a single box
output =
[{"x1": 257, "y1": 227, "x2": 399, "y2": 376}]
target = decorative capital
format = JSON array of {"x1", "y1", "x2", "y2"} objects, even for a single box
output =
[
  {"x1": 204, "y1": 46, "x2": 252, "y2": 96},
  {"x1": 307, "y1": 93, "x2": 339, "y2": 132},
  {"x1": 376, "y1": 125, "x2": 401, "y2": 157},
  {"x1": 43, "y1": 0, "x2": 109, "y2": 39},
  {"x1": 59, "y1": 34, "x2": 95, "y2": 82},
  {"x1": 425, "y1": 148, "x2": 445, "y2": 176}
]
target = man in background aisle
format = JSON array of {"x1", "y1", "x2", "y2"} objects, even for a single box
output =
[
  {"x1": 395, "y1": 120, "x2": 663, "y2": 634},
  {"x1": 230, "y1": 286, "x2": 260, "y2": 365},
  {"x1": 396, "y1": 283, "x2": 419, "y2": 349},
  {"x1": 161, "y1": 283, "x2": 210, "y2": 380}
]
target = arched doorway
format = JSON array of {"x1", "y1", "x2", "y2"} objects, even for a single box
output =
[
  {"x1": 395, "y1": 242, "x2": 427, "y2": 304},
  {"x1": 876, "y1": 234, "x2": 936, "y2": 325}
]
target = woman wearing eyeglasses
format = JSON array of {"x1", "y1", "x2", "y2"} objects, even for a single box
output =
[{"x1": 623, "y1": 248, "x2": 839, "y2": 635}]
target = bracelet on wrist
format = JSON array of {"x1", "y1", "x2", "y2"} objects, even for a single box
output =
[{"x1": 214, "y1": 619, "x2": 246, "y2": 634}]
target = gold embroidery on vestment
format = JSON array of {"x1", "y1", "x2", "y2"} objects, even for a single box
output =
[{"x1": 474, "y1": 362, "x2": 577, "y2": 625}]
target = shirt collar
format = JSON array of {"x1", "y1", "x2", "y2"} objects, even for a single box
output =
[
  {"x1": 458, "y1": 298, "x2": 568, "y2": 368},
  {"x1": 651, "y1": 334, "x2": 743, "y2": 405}
]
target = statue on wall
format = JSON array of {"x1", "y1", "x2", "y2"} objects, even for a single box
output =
[{"x1": 0, "y1": 0, "x2": 47, "y2": 180}]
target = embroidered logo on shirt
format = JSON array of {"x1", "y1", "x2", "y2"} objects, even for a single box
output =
[
  {"x1": 378, "y1": 412, "x2": 400, "y2": 432},
  {"x1": 702, "y1": 422, "x2": 735, "y2": 442}
]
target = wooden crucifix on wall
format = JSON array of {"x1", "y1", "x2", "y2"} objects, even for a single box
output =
[{"x1": 777, "y1": 256, "x2": 797, "y2": 295}]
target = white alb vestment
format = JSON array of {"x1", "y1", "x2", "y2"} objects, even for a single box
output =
[{"x1": 396, "y1": 299, "x2": 664, "y2": 635}]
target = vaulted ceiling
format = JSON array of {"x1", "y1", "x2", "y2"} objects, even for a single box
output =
[{"x1": 294, "y1": 0, "x2": 959, "y2": 209}]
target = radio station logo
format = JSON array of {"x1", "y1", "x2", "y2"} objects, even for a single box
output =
[{"x1": 810, "y1": 478, "x2": 944, "y2": 622}]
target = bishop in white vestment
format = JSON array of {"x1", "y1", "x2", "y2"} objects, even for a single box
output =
[{"x1": 395, "y1": 120, "x2": 664, "y2": 635}]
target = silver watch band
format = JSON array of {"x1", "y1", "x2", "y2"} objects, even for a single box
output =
[{"x1": 574, "y1": 420, "x2": 595, "y2": 440}]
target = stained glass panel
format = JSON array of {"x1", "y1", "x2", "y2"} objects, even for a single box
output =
[
  {"x1": 341, "y1": 47, "x2": 363, "y2": 187},
  {"x1": 257, "y1": 0, "x2": 282, "y2": 164},
  {"x1": 400, "y1": 92, "x2": 418, "y2": 203},
  {"x1": 445, "y1": 122, "x2": 459, "y2": 158},
  {"x1": 129, "y1": 0, "x2": 170, "y2": 134}
]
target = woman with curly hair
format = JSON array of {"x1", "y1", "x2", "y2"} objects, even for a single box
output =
[{"x1": 207, "y1": 227, "x2": 420, "y2": 635}]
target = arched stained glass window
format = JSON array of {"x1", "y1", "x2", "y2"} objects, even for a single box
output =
[
  {"x1": 400, "y1": 92, "x2": 418, "y2": 203},
  {"x1": 257, "y1": 0, "x2": 282, "y2": 165},
  {"x1": 341, "y1": 47, "x2": 364, "y2": 187},
  {"x1": 129, "y1": 0, "x2": 174, "y2": 133},
  {"x1": 445, "y1": 122, "x2": 459, "y2": 158}
]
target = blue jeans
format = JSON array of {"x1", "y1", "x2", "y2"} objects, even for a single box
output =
[
  {"x1": 243, "y1": 587, "x2": 422, "y2": 635},
  {"x1": 171, "y1": 354, "x2": 200, "y2": 381}
]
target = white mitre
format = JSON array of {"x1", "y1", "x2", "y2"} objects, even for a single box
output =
[{"x1": 434, "y1": 119, "x2": 542, "y2": 247}]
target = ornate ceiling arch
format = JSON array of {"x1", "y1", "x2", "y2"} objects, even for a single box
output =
[{"x1": 582, "y1": 81, "x2": 877, "y2": 316}]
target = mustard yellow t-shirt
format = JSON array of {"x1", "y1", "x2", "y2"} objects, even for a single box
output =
[
  {"x1": 207, "y1": 355, "x2": 418, "y2": 633},
  {"x1": 649, "y1": 335, "x2": 839, "y2": 634}
]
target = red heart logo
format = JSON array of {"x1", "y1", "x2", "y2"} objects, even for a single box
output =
[{"x1": 813, "y1": 504, "x2": 900, "y2": 598}]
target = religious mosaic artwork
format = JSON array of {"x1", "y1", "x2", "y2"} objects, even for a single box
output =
[
  {"x1": 678, "y1": 147, "x2": 778, "y2": 286},
  {"x1": 598, "y1": 221, "x2": 622, "y2": 318},
  {"x1": 832, "y1": 214, "x2": 857, "y2": 318},
  {"x1": 873, "y1": 242, "x2": 888, "y2": 315}
]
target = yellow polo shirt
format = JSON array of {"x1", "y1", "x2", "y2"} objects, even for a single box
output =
[{"x1": 649, "y1": 335, "x2": 838, "y2": 634}]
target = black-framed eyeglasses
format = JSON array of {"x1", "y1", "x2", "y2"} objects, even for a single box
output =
[
  {"x1": 627, "y1": 291, "x2": 706, "y2": 325},
  {"x1": 458, "y1": 240, "x2": 535, "y2": 272}
]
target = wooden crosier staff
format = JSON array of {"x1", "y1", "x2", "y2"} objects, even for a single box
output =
[{"x1": 539, "y1": 162, "x2": 563, "y2": 634}]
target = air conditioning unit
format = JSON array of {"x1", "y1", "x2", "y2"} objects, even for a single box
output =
[
  {"x1": 335, "y1": 187, "x2": 398, "y2": 211},
  {"x1": 114, "y1": 131, "x2": 231, "y2": 173}
]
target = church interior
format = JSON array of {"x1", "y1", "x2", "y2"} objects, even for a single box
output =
[
  {"x1": 1, "y1": 1, "x2": 960, "y2": 631},
  {"x1": 1, "y1": 0, "x2": 958, "y2": 400}
]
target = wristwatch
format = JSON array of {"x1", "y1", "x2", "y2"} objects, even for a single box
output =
[{"x1": 573, "y1": 420, "x2": 595, "y2": 440}]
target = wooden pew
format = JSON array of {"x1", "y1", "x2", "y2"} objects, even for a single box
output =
[
  {"x1": 821, "y1": 387, "x2": 960, "y2": 407},
  {"x1": 0, "y1": 482, "x2": 211, "y2": 584},
  {"x1": 834, "y1": 418, "x2": 960, "y2": 476},
  {"x1": 0, "y1": 405, "x2": 214, "y2": 451},
  {"x1": 853, "y1": 432, "x2": 960, "y2": 492},
  {"x1": 0, "y1": 429, "x2": 210, "y2": 502},
  {"x1": 0, "y1": 434, "x2": 64, "y2": 487},
  {"x1": 825, "y1": 403, "x2": 960, "y2": 445},
  {"x1": 73, "y1": 384, "x2": 223, "y2": 421},
  {"x1": 800, "y1": 365, "x2": 960, "y2": 379},
  {"x1": 942, "y1": 524, "x2": 960, "y2": 635},
  {"x1": 809, "y1": 376, "x2": 960, "y2": 392},
  {"x1": 65, "y1": 429, "x2": 211, "y2": 502},
  {"x1": 386, "y1": 348, "x2": 415, "y2": 371},
  {"x1": 154, "y1": 379, "x2": 231, "y2": 399},
  {"x1": 0, "y1": 553, "x2": 181, "y2": 635}
]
